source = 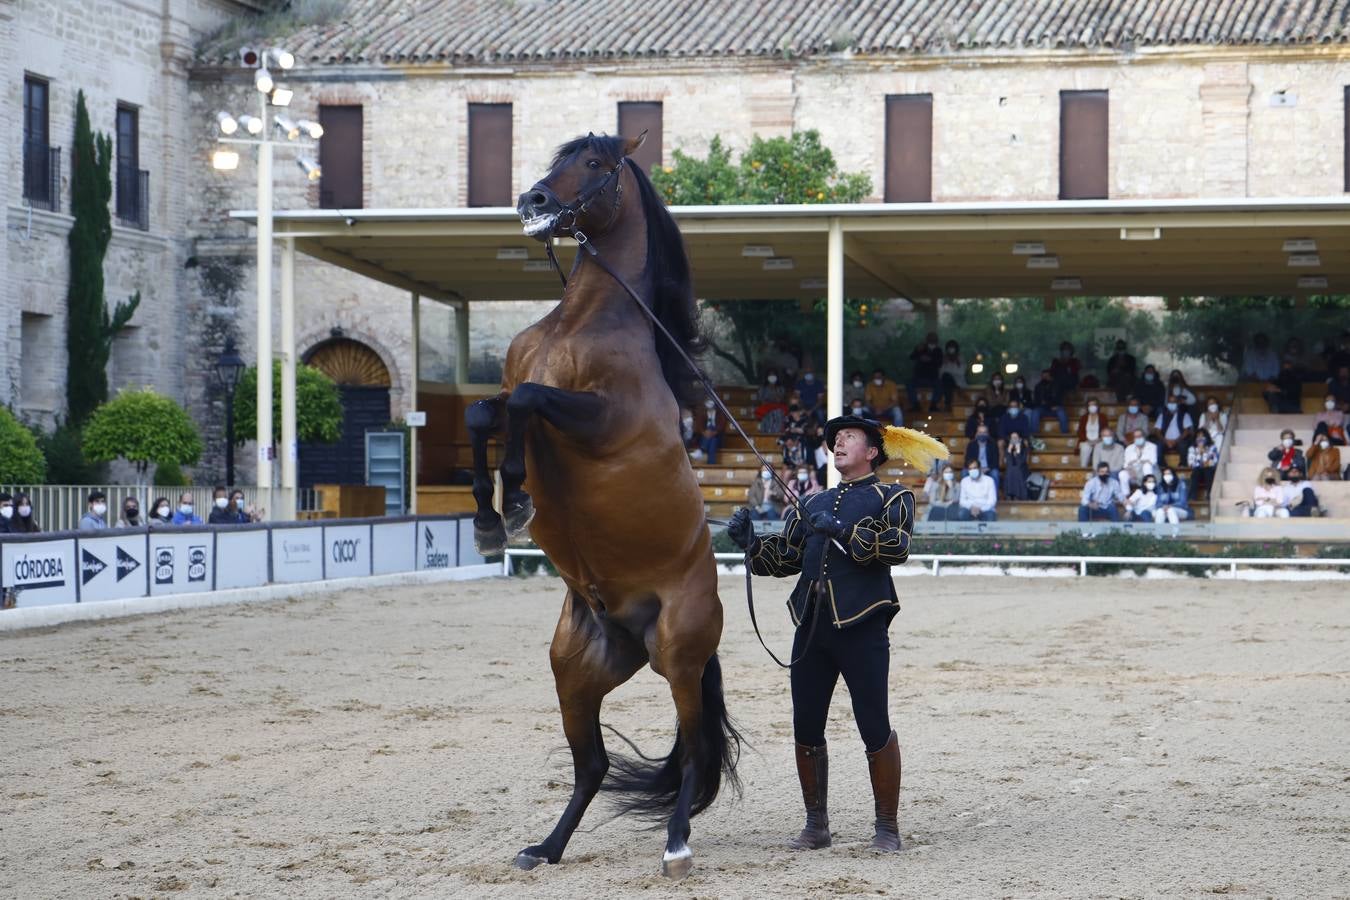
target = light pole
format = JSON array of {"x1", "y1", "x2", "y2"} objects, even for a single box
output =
[
  {"x1": 211, "y1": 46, "x2": 322, "y2": 519},
  {"x1": 214, "y1": 338, "x2": 246, "y2": 486}
]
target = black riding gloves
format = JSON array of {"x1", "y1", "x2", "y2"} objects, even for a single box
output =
[
  {"x1": 727, "y1": 507, "x2": 755, "y2": 551},
  {"x1": 809, "y1": 511, "x2": 845, "y2": 538}
]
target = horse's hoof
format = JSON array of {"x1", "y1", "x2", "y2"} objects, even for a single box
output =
[
  {"x1": 474, "y1": 519, "x2": 508, "y2": 556},
  {"x1": 514, "y1": 850, "x2": 548, "y2": 871},
  {"x1": 504, "y1": 496, "x2": 536, "y2": 539},
  {"x1": 661, "y1": 844, "x2": 693, "y2": 879}
]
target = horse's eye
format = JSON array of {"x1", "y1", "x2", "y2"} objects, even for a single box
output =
[{"x1": 587, "y1": 159, "x2": 601, "y2": 170}]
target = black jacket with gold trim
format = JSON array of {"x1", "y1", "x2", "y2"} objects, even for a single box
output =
[{"x1": 748, "y1": 473, "x2": 914, "y2": 629}]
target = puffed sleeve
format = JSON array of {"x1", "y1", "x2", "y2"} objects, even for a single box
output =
[
  {"x1": 846, "y1": 487, "x2": 913, "y2": 567},
  {"x1": 748, "y1": 503, "x2": 805, "y2": 577}
]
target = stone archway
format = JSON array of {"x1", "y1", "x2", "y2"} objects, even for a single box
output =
[{"x1": 300, "y1": 337, "x2": 393, "y2": 487}]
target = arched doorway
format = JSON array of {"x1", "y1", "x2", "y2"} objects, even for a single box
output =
[{"x1": 301, "y1": 338, "x2": 392, "y2": 487}]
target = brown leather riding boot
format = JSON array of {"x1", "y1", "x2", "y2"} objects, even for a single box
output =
[
  {"x1": 866, "y1": 731, "x2": 902, "y2": 852},
  {"x1": 788, "y1": 742, "x2": 831, "y2": 849}
]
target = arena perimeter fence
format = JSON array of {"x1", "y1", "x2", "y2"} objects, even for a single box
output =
[{"x1": 0, "y1": 514, "x2": 485, "y2": 609}]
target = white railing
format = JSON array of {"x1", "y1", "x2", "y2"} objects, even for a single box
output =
[{"x1": 500, "y1": 548, "x2": 1349, "y2": 578}]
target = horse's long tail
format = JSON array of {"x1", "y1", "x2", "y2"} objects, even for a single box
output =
[{"x1": 600, "y1": 654, "x2": 743, "y2": 821}]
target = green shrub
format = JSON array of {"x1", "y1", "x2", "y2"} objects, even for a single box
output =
[
  {"x1": 33, "y1": 420, "x2": 105, "y2": 484},
  {"x1": 153, "y1": 461, "x2": 190, "y2": 487},
  {"x1": 234, "y1": 361, "x2": 343, "y2": 445},
  {"x1": 83, "y1": 388, "x2": 203, "y2": 477},
  {"x1": 0, "y1": 407, "x2": 47, "y2": 484}
]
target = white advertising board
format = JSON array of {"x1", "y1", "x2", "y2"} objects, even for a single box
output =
[
  {"x1": 416, "y1": 520, "x2": 457, "y2": 571},
  {"x1": 271, "y1": 526, "x2": 324, "y2": 584},
  {"x1": 148, "y1": 532, "x2": 214, "y2": 596},
  {"x1": 77, "y1": 534, "x2": 148, "y2": 604},
  {"x1": 1, "y1": 538, "x2": 78, "y2": 607},
  {"x1": 458, "y1": 518, "x2": 484, "y2": 566},
  {"x1": 214, "y1": 529, "x2": 271, "y2": 591},
  {"x1": 372, "y1": 521, "x2": 416, "y2": 575},
  {"x1": 323, "y1": 524, "x2": 372, "y2": 579}
]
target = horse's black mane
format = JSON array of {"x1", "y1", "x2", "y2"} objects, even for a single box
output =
[{"x1": 552, "y1": 134, "x2": 705, "y2": 407}]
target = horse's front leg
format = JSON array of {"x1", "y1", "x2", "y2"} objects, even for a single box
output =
[
  {"x1": 466, "y1": 393, "x2": 507, "y2": 554},
  {"x1": 501, "y1": 383, "x2": 605, "y2": 539}
]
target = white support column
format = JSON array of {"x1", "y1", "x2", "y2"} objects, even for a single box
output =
[
  {"x1": 826, "y1": 217, "x2": 845, "y2": 487},
  {"x1": 455, "y1": 300, "x2": 470, "y2": 383},
  {"x1": 409, "y1": 292, "x2": 420, "y2": 515},
  {"x1": 255, "y1": 124, "x2": 274, "y2": 516},
  {"x1": 279, "y1": 236, "x2": 297, "y2": 522}
]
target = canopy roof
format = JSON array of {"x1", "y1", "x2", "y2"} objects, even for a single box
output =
[{"x1": 232, "y1": 197, "x2": 1350, "y2": 305}]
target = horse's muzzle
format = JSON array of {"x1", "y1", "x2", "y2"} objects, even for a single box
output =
[{"x1": 518, "y1": 185, "x2": 562, "y2": 241}]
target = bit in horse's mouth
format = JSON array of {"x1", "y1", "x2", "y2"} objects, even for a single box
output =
[{"x1": 520, "y1": 214, "x2": 557, "y2": 239}]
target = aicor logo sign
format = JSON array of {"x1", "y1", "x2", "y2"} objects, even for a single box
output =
[{"x1": 331, "y1": 538, "x2": 361, "y2": 563}]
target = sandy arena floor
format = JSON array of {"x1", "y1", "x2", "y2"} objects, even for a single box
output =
[{"x1": 2, "y1": 574, "x2": 1348, "y2": 899}]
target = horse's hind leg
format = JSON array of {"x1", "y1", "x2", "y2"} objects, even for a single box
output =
[
  {"x1": 516, "y1": 591, "x2": 646, "y2": 870},
  {"x1": 466, "y1": 394, "x2": 507, "y2": 555},
  {"x1": 500, "y1": 383, "x2": 604, "y2": 538}
]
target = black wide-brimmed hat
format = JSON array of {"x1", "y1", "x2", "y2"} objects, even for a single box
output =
[{"x1": 824, "y1": 415, "x2": 888, "y2": 463}]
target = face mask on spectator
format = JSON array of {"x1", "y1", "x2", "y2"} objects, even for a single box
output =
[
  {"x1": 1265, "y1": 477, "x2": 1277, "y2": 485},
  {"x1": 1102, "y1": 435, "x2": 1115, "y2": 446},
  {"x1": 767, "y1": 374, "x2": 778, "y2": 384},
  {"x1": 852, "y1": 379, "x2": 863, "y2": 388},
  {"x1": 157, "y1": 505, "x2": 170, "y2": 517},
  {"x1": 125, "y1": 506, "x2": 139, "y2": 521},
  {"x1": 18, "y1": 504, "x2": 31, "y2": 517},
  {"x1": 93, "y1": 502, "x2": 108, "y2": 516},
  {"x1": 992, "y1": 378, "x2": 1003, "y2": 387},
  {"x1": 873, "y1": 377, "x2": 883, "y2": 386},
  {"x1": 1282, "y1": 437, "x2": 1294, "y2": 448},
  {"x1": 180, "y1": 503, "x2": 193, "y2": 515},
  {"x1": 1327, "y1": 400, "x2": 1338, "y2": 410},
  {"x1": 797, "y1": 471, "x2": 808, "y2": 482},
  {"x1": 1208, "y1": 403, "x2": 1220, "y2": 413},
  {"x1": 0, "y1": 505, "x2": 11, "y2": 520},
  {"x1": 1128, "y1": 404, "x2": 1139, "y2": 414},
  {"x1": 1143, "y1": 480, "x2": 1156, "y2": 491},
  {"x1": 682, "y1": 415, "x2": 693, "y2": 425},
  {"x1": 1008, "y1": 405, "x2": 1020, "y2": 415},
  {"x1": 1163, "y1": 474, "x2": 1175, "y2": 484},
  {"x1": 215, "y1": 497, "x2": 228, "y2": 509},
  {"x1": 1015, "y1": 380, "x2": 1025, "y2": 389},
  {"x1": 851, "y1": 405, "x2": 863, "y2": 415},
  {"x1": 1088, "y1": 403, "x2": 1099, "y2": 413},
  {"x1": 1320, "y1": 440, "x2": 1331, "y2": 450},
  {"x1": 760, "y1": 470, "x2": 771, "y2": 481},
  {"x1": 705, "y1": 400, "x2": 715, "y2": 409},
  {"x1": 942, "y1": 470, "x2": 954, "y2": 481},
  {"x1": 967, "y1": 468, "x2": 980, "y2": 480},
  {"x1": 1134, "y1": 436, "x2": 1146, "y2": 447},
  {"x1": 1166, "y1": 402, "x2": 1178, "y2": 412},
  {"x1": 1098, "y1": 472, "x2": 1110, "y2": 483},
  {"x1": 976, "y1": 432, "x2": 989, "y2": 442},
  {"x1": 803, "y1": 373, "x2": 815, "y2": 383}
]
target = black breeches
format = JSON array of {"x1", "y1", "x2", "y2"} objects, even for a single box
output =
[{"x1": 790, "y1": 612, "x2": 892, "y2": 752}]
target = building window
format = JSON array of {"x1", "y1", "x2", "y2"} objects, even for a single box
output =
[
  {"x1": 468, "y1": 103, "x2": 513, "y2": 207},
  {"x1": 319, "y1": 105, "x2": 363, "y2": 209},
  {"x1": 1060, "y1": 90, "x2": 1109, "y2": 200},
  {"x1": 115, "y1": 103, "x2": 148, "y2": 229},
  {"x1": 617, "y1": 101, "x2": 663, "y2": 173},
  {"x1": 23, "y1": 75, "x2": 57, "y2": 210},
  {"x1": 884, "y1": 94, "x2": 933, "y2": 202}
]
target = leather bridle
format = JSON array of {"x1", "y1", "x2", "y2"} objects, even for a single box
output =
[{"x1": 539, "y1": 157, "x2": 626, "y2": 286}]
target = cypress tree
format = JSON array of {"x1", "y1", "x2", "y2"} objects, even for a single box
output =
[{"x1": 66, "y1": 89, "x2": 139, "y2": 425}]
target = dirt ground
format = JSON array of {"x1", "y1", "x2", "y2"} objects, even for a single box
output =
[{"x1": 2, "y1": 574, "x2": 1347, "y2": 899}]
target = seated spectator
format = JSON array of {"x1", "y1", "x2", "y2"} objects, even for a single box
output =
[
  {"x1": 809, "y1": 430, "x2": 829, "y2": 485},
  {"x1": 1241, "y1": 332, "x2": 1280, "y2": 384},
  {"x1": 1250, "y1": 467, "x2": 1289, "y2": 518},
  {"x1": 1003, "y1": 431, "x2": 1031, "y2": 501},
  {"x1": 1090, "y1": 428, "x2": 1125, "y2": 475},
  {"x1": 1282, "y1": 466, "x2": 1321, "y2": 517},
  {"x1": 866, "y1": 368, "x2": 904, "y2": 427},
  {"x1": 996, "y1": 398, "x2": 1033, "y2": 453},
  {"x1": 779, "y1": 432, "x2": 808, "y2": 469},
  {"x1": 843, "y1": 371, "x2": 868, "y2": 412},
  {"x1": 0, "y1": 492, "x2": 13, "y2": 533},
  {"x1": 1050, "y1": 341, "x2": 1082, "y2": 394},
  {"x1": 924, "y1": 464, "x2": 961, "y2": 521},
  {"x1": 1166, "y1": 370, "x2": 1198, "y2": 414},
  {"x1": 1078, "y1": 462, "x2": 1123, "y2": 522},
  {"x1": 1120, "y1": 430, "x2": 1158, "y2": 494},
  {"x1": 754, "y1": 369, "x2": 788, "y2": 434},
  {"x1": 698, "y1": 398, "x2": 726, "y2": 464},
  {"x1": 1136, "y1": 365, "x2": 1165, "y2": 416},
  {"x1": 227, "y1": 490, "x2": 257, "y2": 523},
  {"x1": 965, "y1": 398, "x2": 993, "y2": 440},
  {"x1": 1187, "y1": 429, "x2": 1220, "y2": 500},
  {"x1": 680, "y1": 406, "x2": 702, "y2": 455},
  {"x1": 1077, "y1": 401, "x2": 1109, "y2": 467},
  {"x1": 1328, "y1": 365, "x2": 1350, "y2": 409},
  {"x1": 79, "y1": 490, "x2": 109, "y2": 531},
  {"x1": 982, "y1": 374, "x2": 1010, "y2": 422},
  {"x1": 1264, "y1": 359, "x2": 1303, "y2": 414},
  {"x1": 149, "y1": 497, "x2": 173, "y2": 528},
  {"x1": 907, "y1": 332, "x2": 944, "y2": 413},
  {"x1": 1032, "y1": 369, "x2": 1069, "y2": 434},
  {"x1": 1267, "y1": 429, "x2": 1306, "y2": 480},
  {"x1": 1155, "y1": 467, "x2": 1192, "y2": 524},
  {"x1": 1282, "y1": 336, "x2": 1314, "y2": 380},
  {"x1": 9, "y1": 492, "x2": 40, "y2": 533},
  {"x1": 1153, "y1": 398, "x2": 1195, "y2": 462},
  {"x1": 783, "y1": 397, "x2": 810, "y2": 440},
  {"x1": 795, "y1": 367, "x2": 824, "y2": 424},
  {"x1": 1307, "y1": 436, "x2": 1343, "y2": 481},
  {"x1": 1196, "y1": 396, "x2": 1230, "y2": 449},
  {"x1": 1312, "y1": 394, "x2": 1347, "y2": 446},
  {"x1": 118, "y1": 496, "x2": 143, "y2": 528},
  {"x1": 848, "y1": 397, "x2": 867, "y2": 418},
  {"x1": 1124, "y1": 475, "x2": 1160, "y2": 523},
  {"x1": 937, "y1": 340, "x2": 967, "y2": 412},
  {"x1": 747, "y1": 466, "x2": 785, "y2": 521},
  {"x1": 963, "y1": 424, "x2": 1002, "y2": 491},
  {"x1": 1007, "y1": 375, "x2": 1034, "y2": 417},
  {"x1": 786, "y1": 464, "x2": 822, "y2": 504},
  {"x1": 955, "y1": 461, "x2": 998, "y2": 522},
  {"x1": 1106, "y1": 339, "x2": 1137, "y2": 402},
  {"x1": 1115, "y1": 396, "x2": 1150, "y2": 444},
  {"x1": 171, "y1": 492, "x2": 203, "y2": 526},
  {"x1": 208, "y1": 486, "x2": 237, "y2": 524}
]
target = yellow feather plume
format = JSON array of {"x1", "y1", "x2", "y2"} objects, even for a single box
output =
[{"x1": 882, "y1": 426, "x2": 950, "y2": 472}]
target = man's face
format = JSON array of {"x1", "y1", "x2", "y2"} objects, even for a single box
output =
[
  {"x1": 832, "y1": 427, "x2": 876, "y2": 473},
  {"x1": 180, "y1": 493, "x2": 193, "y2": 506}
]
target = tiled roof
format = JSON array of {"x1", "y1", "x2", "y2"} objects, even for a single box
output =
[{"x1": 198, "y1": 0, "x2": 1350, "y2": 66}]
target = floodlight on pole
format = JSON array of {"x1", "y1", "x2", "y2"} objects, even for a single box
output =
[
  {"x1": 212, "y1": 149, "x2": 240, "y2": 170},
  {"x1": 297, "y1": 157, "x2": 322, "y2": 181},
  {"x1": 267, "y1": 47, "x2": 295, "y2": 70},
  {"x1": 216, "y1": 111, "x2": 238, "y2": 135},
  {"x1": 269, "y1": 86, "x2": 294, "y2": 107},
  {"x1": 297, "y1": 119, "x2": 324, "y2": 139},
  {"x1": 255, "y1": 66, "x2": 273, "y2": 94},
  {"x1": 273, "y1": 113, "x2": 300, "y2": 140},
  {"x1": 238, "y1": 114, "x2": 263, "y2": 135}
]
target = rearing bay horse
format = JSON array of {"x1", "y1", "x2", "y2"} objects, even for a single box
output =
[{"x1": 465, "y1": 132, "x2": 740, "y2": 879}]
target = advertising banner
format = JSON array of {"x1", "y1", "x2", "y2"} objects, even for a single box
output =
[
  {"x1": 148, "y1": 532, "x2": 214, "y2": 596},
  {"x1": 214, "y1": 529, "x2": 270, "y2": 591},
  {"x1": 323, "y1": 524, "x2": 372, "y2": 579},
  {"x1": 372, "y1": 521, "x2": 416, "y2": 575},
  {"x1": 417, "y1": 519, "x2": 457, "y2": 571},
  {"x1": 458, "y1": 518, "x2": 483, "y2": 567},
  {"x1": 77, "y1": 534, "x2": 148, "y2": 604},
  {"x1": 1, "y1": 538, "x2": 78, "y2": 607},
  {"x1": 271, "y1": 526, "x2": 324, "y2": 584}
]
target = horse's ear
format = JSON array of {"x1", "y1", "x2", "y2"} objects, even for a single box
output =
[{"x1": 623, "y1": 129, "x2": 648, "y2": 157}]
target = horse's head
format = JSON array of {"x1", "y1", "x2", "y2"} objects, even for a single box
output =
[{"x1": 517, "y1": 131, "x2": 647, "y2": 242}]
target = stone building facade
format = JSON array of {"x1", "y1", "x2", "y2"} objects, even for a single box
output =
[{"x1": 5, "y1": 0, "x2": 1350, "y2": 484}]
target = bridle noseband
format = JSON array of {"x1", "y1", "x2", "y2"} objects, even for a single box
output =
[{"x1": 543, "y1": 157, "x2": 626, "y2": 287}]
